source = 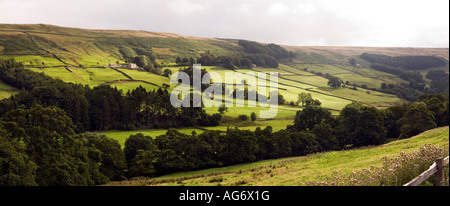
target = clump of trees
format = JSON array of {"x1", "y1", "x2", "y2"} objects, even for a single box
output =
[
  {"x1": 370, "y1": 63, "x2": 423, "y2": 82},
  {"x1": 425, "y1": 70, "x2": 449, "y2": 94},
  {"x1": 191, "y1": 53, "x2": 279, "y2": 70},
  {"x1": 296, "y1": 92, "x2": 321, "y2": 107},
  {"x1": 133, "y1": 55, "x2": 161, "y2": 75},
  {"x1": 237, "y1": 40, "x2": 295, "y2": 60},
  {"x1": 175, "y1": 41, "x2": 294, "y2": 70},
  {"x1": 0, "y1": 105, "x2": 126, "y2": 186},
  {"x1": 327, "y1": 76, "x2": 343, "y2": 88},
  {"x1": 360, "y1": 53, "x2": 448, "y2": 70}
]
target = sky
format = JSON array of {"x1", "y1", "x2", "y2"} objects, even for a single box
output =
[{"x1": 0, "y1": 0, "x2": 449, "y2": 47}]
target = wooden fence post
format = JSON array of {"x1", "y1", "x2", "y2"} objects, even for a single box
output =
[{"x1": 435, "y1": 158, "x2": 444, "y2": 186}]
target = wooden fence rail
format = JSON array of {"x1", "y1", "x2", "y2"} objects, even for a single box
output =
[{"x1": 403, "y1": 156, "x2": 449, "y2": 186}]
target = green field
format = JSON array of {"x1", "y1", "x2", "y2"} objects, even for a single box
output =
[
  {"x1": 249, "y1": 65, "x2": 405, "y2": 110},
  {"x1": 117, "y1": 69, "x2": 170, "y2": 86},
  {"x1": 1, "y1": 55, "x2": 64, "y2": 66},
  {"x1": 291, "y1": 64, "x2": 409, "y2": 88},
  {"x1": 0, "y1": 79, "x2": 19, "y2": 100},
  {"x1": 108, "y1": 81, "x2": 161, "y2": 93},
  {"x1": 26, "y1": 67, "x2": 124, "y2": 86},
  {"x1": 105, "y1": 127, "x2": 449, "y2": 186},
  {"x1": 99, "y1": 118, "x2": 295, "y2": 148},
  {"x1": 25, "y1": 67, "x2": 169, "y2": 92},
  {"x1": 98, "y1": 128, "x2": 205, "y2": 147}
]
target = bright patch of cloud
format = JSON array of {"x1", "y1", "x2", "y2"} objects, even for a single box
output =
[
  {"x1": 267, "y1": 2, "x2": 290, "y2": 16},
  {"x1": 167, "y1": 0, "x2": 206, "y2": 16},
  {"x1": 294, "y1": 2, "x2": 316, "y2": 14}
]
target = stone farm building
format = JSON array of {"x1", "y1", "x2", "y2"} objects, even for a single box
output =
[{"x1": 108, "y1": 63, "x2": 142, "y2": 70}]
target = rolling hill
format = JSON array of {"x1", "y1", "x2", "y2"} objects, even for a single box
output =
[
  {"x1": 0, "y1": 24, "x2": 449, "y2": 131},
  {"x1": 1, "y1": 24, "x2": 448, "y2": 67}
]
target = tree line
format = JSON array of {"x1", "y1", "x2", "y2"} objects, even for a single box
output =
[
  {"x1": 370, "y1": 63, "x2": 424, "y2": 82},
  {"x1": 360, "y1": 53, "x2": 448, "y2": 70},
  {"x1": 174, "y1": 41, "x2": 295, "y2": 70},
  {"x1": 237, "y1": 40, "x2": 296, "y2": 60},
  {"x1": 176, "y1": 52, "x2": 280, "y2": 70},
  {"x1": 0, "y1": 105, "x2": 127, "y2": 186}
]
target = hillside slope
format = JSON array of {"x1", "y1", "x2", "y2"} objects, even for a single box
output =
[
  {"x1": 1, "y1": 24, "x2": 449, "y2": 66},
  {"x1": 0, "y1": 24, "x2": 241, "y2": 66},
  {"x1": 0, "y1": 24, "x2": 448, "y2": 107},
  {"x1": 105, "y1": 127, "x2": 449, "y2": 186}
]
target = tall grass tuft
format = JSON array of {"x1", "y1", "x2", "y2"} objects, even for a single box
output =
[{"x1": 307, "y1": 144, "x2": 449, "y2": 186}]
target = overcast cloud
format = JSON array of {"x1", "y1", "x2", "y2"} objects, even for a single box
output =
[{"x1": 0, "y1": 0, "x2": 448, "y2": 47}]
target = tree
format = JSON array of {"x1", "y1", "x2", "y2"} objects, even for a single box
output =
[
  {"x1": 163, "y1": 69, "x2": 172, "y2": 77},
  {"x1": 218, "y1": 106, "x2": 228, "y2": 114},
  {"x1": 294, "y1": 105, "x2": 333, "y2": 131},
  {"x1": 128, "y1": 149, "x2": 158, "y2": 177},
  {"x1": 189, "y1": 57, "x2": 196, "y2": 65},
  {"x1": 384, "y1": 105, "x2": 407, "y2": 139},
  {"x1": 336, "y1": 102, "x2": 387, "y2": 147},
  {"x1": 251, "y1": 112, "x2": 257, "y2": 123},
  {"x1": 0, "y1": 126, "x2": 37, "y2": 186},
  {"x1": 397, "y1": 102, "x2": 437, "y2": 139},
  {"x1": 327, "y1": 76, "x2": 342, "y2": 88},
  {"x1": 426, "y1": 70, "x2": 448, "y2": 80},
  {"x1": 277, "y1": 93, "x2": 286, "y2": 105},
  {"x1": 297, "y1": 92, "x2": 313, "y2": 107},
  {"x1": 289, "y1": 132, "x2": 319, "y2": 156},
  {"x1": 312, "y1": 123, "x2": 338, "y2": 151},
  {"x1": 349, "y1": 58, "x2": 357, "y2": 66},
  {"x1": 420, "y1": 94, "x2": 448, "y2": 126},
  {"x1": 1, "y1": 105, "x2": 107, "y2": 186},
  {"x1": 266, "y1": 130, "x2": 292, "y2": 158},
  {"x1": 238, "y1": 114, "x2": 249, "y2": 121},
  {"x1": 219, "y1": 128, "x2": 258, "y2": 165},
  {"x1": 352, "y1": 106, "x2": 387, "y2": 146},
  {"x1": 305, "y1": 98, "x2": 322, "y2": 107},
  {"x1": 84, "y1": 133, "x2": 127, "y2": 181},
  {"x1": 175, "y1": 57, "x2": 182, "y2": 65},
  {"x1": 134, "y1": 55, "x2": 150, "y2": 68},
  {"x1": 123, "y1": 133, "x2": 156, "y2": 165}
]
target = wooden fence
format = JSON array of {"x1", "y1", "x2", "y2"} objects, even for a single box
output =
[{"x1": 403, "y1": 156, "x2": 449, "y2": 186}]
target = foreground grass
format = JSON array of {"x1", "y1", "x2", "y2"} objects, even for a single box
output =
[{"x1": 104, "y1": 127, "x2": 449, "y2": 186}]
